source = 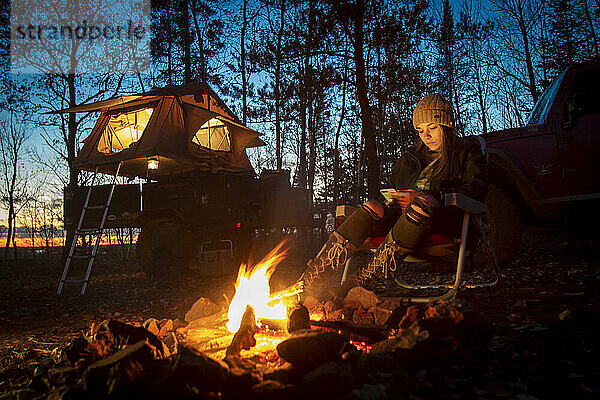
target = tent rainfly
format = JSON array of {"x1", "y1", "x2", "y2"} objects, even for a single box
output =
[{"x1": 52, "y1": 82, "x2": 265, "y2": 178}]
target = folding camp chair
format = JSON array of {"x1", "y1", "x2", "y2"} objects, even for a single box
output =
[{"x1": 339, "y1": 192, "x2": 503, "y2": 303}]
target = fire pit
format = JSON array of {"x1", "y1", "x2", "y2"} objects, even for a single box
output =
[{"x1": 23, "y1": 241, "x2": 491, "y2": 399}]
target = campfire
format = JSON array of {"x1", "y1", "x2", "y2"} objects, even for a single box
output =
[
  {"x1": 226, "y1": 241, "x2": 290, "y2": 333},
  {"x1": 35, "y1": 241, "x2": 492, "y2": 399}
]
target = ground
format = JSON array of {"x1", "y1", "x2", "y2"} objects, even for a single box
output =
[{"x1": 0, "y1": 225, "x2": 599, "y2": 399}]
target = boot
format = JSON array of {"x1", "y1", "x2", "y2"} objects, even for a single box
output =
[
  {"x1": 299, "y1": 231, "x2": 358, "y2": 298},
  {"x1": 331, "y1": 231, "x2": 409, "y2": 299}
]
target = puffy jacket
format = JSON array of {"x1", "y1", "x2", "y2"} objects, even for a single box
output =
[{"x1": 386, "y1": 136, "x2": 489, "y2": 202}]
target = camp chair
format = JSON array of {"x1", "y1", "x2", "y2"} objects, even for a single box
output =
[{"x1": 337, "y1": 191, "x2": 503, "y2": 304}]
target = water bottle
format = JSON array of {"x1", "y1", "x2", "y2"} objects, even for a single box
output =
[{"x1": 325, "y1": 213, "x2": 335, "y2": 234}]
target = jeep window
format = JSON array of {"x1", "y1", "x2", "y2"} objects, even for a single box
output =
[
  {"x1": 192, "y1": 118, "x2": 231, "y2": 152},
  {"x1": 97, "y1": 108, "x2": 154, "y2": 154},
  {"x1": 568, "y1": 67, "x2": 600, "y2": 115},
  {"x1": 527, "y1": 70, "x2": 566, "y2": 126}
]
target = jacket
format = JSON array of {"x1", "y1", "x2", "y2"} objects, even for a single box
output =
[{"x1": 386, "y1": 136, "x2": 489, "y2": 203}]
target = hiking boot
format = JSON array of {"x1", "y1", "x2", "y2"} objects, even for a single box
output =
[
  {"x1": 299, "y1": 231, "x2": 357, "y2": 298},
  {"x1": 353, "y1": 231, "x2": 409, "y2": 290}
]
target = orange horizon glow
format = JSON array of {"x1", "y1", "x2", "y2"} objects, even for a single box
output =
[{"x1": 1, "y1": 234, "x2": 139, "y2": 248}]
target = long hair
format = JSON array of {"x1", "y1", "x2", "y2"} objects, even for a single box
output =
[{"x1": 415, "y1": 125, "x2": 460, "y2": 181}]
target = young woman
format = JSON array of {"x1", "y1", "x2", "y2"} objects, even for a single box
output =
[{"x1": 298, "y1": 93, "x2": 489, "y2": 299}]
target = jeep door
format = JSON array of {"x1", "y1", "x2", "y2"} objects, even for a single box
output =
[{"x1": 556, "y1": 65, "x2": 600, "y2": 196}]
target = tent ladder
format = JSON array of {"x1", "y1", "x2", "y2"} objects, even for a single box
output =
[{"x1": 57, "y1": 162, "x2": 123, "y2": 295}]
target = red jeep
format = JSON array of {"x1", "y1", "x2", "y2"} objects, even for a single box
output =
[{"x1": 483, "y1": 63, "x2": 600, "y2": 264}]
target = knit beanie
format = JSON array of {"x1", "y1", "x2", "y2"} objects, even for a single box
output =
[{"x1": 412, "y1": 93, "x2": 454, "y2": 129}]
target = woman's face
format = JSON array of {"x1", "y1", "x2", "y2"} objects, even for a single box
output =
[{"x1": 416, "y1": 123, "x2": 443, "y2": 152}]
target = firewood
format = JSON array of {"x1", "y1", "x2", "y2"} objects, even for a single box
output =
[
  {"x1": 309, "y1": 319, "x2": 389, "y2": 342},
  {"x1": 226, "y1": 305, "x2": 259, "y2": 357}
]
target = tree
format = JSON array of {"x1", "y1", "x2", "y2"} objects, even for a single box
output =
[
  {"x1": 543, "y1": 0, "x2": 597, "y2": 75},
  {"x1": 0, "y1": 114, "x2": 30, "y2": 263},
  {"x1": 490, "y1": 0, "x2": 544, "y2": 103}
]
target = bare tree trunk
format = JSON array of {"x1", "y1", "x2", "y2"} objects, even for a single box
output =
[
  {"x1": 515, "y1": 1, "x2": 538, "y2": 103},
  {"x1": 352, "y1": 2, "x2": 379, "y2": 199},
  {"x1": 63, "y1": 72, "x2": 79, "y2": 261},
  {"x1": 190, "y1": 0, "x2": 207, "y2": 82},
  {"x1": 356, "y1": 135, "x2": 365, "y2": 203},
  {"x1": 297, "y1": 61, "x2": 308, "y2": 190},
  {"x1": 241, "y1": 0, "x2": 248, "y2": 125},
  {"x1": 275, "y1": 0, "x2": 285, "y2": 170},
  {"x1": 307, "y1": 103, "x2": 316, "y2": 195},
  {"x1": 471, "y1": 43, "x2": 488, "y2": 134},
  {"x1": 582, "y1": 0, "x2": 599, "y2": 58},
  {"x1": 181, "y1": 0, "x2": 192, "y2": 83},
  {"x1": 333, "y1": 55, "x2": 348, "y2": 204}
]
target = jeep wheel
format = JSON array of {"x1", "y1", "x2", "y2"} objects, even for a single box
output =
[{"x1": 483, "y1": 184, "x2": 522, "y2": 266}]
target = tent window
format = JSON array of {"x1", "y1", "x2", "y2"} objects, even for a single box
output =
[
  {"x1": 97, "y1": 108, "x2": 154, "y2": 154},
  {"x1": 192, "y1": 118, "x2": 231, "y2": 152}
]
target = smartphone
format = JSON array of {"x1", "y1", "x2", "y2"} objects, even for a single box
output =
[{"x1": 380, "y1": 188, "x2": 397, "y2": 202}]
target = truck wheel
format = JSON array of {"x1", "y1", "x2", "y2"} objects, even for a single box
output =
[{"x1": 483, "y1": 184, "x2": 522, "y2": 266}]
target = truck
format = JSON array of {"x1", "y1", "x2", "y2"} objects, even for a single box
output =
[
  {"x1": 483, "y1": 62, "x2": 600, "y2": 265},
  {"x1": 61, "y1": 82, "x2": 313, "y2": 278}
]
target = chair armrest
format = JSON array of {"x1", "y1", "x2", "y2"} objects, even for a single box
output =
[{"x1": 444, "y1": 193, "x2": 488, "y2": 213}]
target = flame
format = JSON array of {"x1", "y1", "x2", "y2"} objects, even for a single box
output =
[{"x1": 226, "y1": 241, "x2": 289, "y2": 332}]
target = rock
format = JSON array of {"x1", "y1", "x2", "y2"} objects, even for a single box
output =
[
  {"x1": 251, "y1": 380, "x2": 298, "y2": 400},
  {"x1": 61, "y1": 337, "x2": 89, "y2": 366},
  {"x1": 369, "y1": 306, "x2": 393, "y2": 325},
  {"x1": 162, "y1": 332, "x2": 178, "y2": 356},
  {"x1": 287, "y1": 304, "x2": 310, "y2": 333},
  {"x1": 277, "y1": 331, "x2": 348, "y2": 368},
  {"x1": 356, "y1": 353, "x2": 399, "y2": 378},
  {"x1": 223, "y1": 360, "x2": 256, "y2": 395},
  {"x1": 143, "y1": 318, "x2": 160, "y2": 336},
  {"x1": 83, "y1": 340, "x2": 157, "y2": 398},
  {"x1": 158, "y1": 319, "x2": 174, "y2": 336},
  {"x1": 346, "y1": 383, "x2": 389, "y2": 400},
  {"x1": 417, "y1": 316, "x2": 456, "y2": 341},
  {"x1": 169, "y1": 345, "x2": 229, "y2": 393},
  {"x1": 185, "y1": 297, "x2": 220, "y2": 322},
  {"x1": 344, "y1": 287, "x2": 380, "y2": 309},
  {"x1": 101, "y1": 319, "x2": 165, "y2": 358},
  {"x1": 327, "y1": 308, "x2": 343, "y2": 320},
  {"x1": 399, "y1": 305, "x2": 423, "y2": 330},
  {"x1": 424, "y1": 299, "x2": 465, "y2": 323},
  {"x1": 353, "y1": 311, "x2": 375, "y2": 325},
  {"x1": 385, "y1": 306, "x2": 406, "y2": 328},
  {"x1": 303, "y1": 296, "x2": 319, "y2": 311},
  {"x1": 301, "y1": 361, "x2": 354, "y2": 399},
  {"x1": 370, "y1": 323, "x2": 430, "y2": 354}
]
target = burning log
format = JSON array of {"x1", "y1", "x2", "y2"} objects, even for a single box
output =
[
  {"x1": 309, "y1": 320, "x2": 389, "y2": 343},
  {"x1": 226, "y1": 305, "x2": 260, "y2": 357}
]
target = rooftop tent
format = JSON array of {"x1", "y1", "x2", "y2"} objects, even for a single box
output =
[{"x1": 54, "y1": 82, "x2": 265, "y2": 178}]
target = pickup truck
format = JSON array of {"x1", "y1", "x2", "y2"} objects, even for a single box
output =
[{"x1": 483, "y1": 62, "x2": 600, "y2": 264}]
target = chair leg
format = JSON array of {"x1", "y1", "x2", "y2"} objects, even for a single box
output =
[
  {"x1": 452, "y1": 211, "x2": 470, "y2": 291},
  {"x1": 390, "y1": 211, "x2": 504, "y2": 303}
]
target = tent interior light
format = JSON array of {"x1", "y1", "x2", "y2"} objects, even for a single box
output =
[{"x1": 147, "y1": 157, "x2": 159, "y2": 170}]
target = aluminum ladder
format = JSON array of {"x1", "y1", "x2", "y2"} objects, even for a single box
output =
[{"x1": 57, "y1": 162, "x2": 123, "y2": 295}]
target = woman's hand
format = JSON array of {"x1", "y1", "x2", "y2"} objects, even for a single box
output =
[{"x1": 387, "y1": 189, "x2": 423, "y2": 209}]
